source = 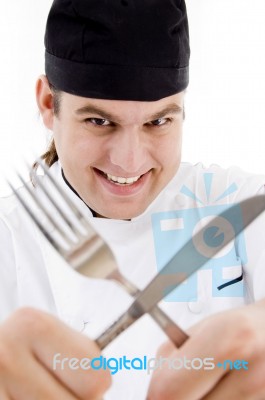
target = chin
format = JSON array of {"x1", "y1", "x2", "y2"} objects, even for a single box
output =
[{"x1": 99, "y1": 204, "x2": 147, "y2": 220}]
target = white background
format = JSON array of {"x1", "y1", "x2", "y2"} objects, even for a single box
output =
[{"x1": 0, "y1": 0, "x2": 264, "y2": 195}]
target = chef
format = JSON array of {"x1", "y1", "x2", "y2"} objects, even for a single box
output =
[{"x1": 0, "y1": 0, "x2": 265, "y2": 399}]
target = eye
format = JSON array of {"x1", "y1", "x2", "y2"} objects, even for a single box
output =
[
  {"x1": 148, "y1": 118, "x2": 170, "y2": 126},
  {"x1": 85, "y1": 118, "x2": 112, "y2": 126}
]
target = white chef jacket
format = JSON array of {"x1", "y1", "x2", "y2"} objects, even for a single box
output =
[{"x1": 0, "y1": 161, "x2": 265, "y2": 399}]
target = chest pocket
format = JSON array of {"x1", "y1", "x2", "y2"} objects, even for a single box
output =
[
  {"x1": 193, "y1": 208, "x2": 247, "y2": 298},
  {"x1": 210, "y1": 257, "x2": 244, "y2": 297},
  {"x1": 207, "y1": 236, "x2": 246, "y2": 298}
]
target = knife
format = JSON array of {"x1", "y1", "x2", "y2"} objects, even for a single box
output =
[{"x1": 96, "y1": 195, "x2": 265, "y2": 349}]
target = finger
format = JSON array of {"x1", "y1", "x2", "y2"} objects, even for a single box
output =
[
  {"x1": 30, "y1": 319, "x2": 109, "y2": 399},
  {"x1": 6, "y1": 351, "x2": 80, "y2": 400},
  {"x1": 148, "y1": 307, "x2": 259, "y2": 400},
  {"x1": 147, "y1": 336, "x2": 226, "y2": 399},
  {"x1": 147, "y1": 313, "x2": 240, "y2": 400},
  {"x1": 203, "y1": 360, "x2": 265, "y2": 400},
  {"x1": 5, "y1": 308, "x2": 111, "y2": 399},
  {"x1": 0, "y1": 391, "x2": 10, "y2": 400}
]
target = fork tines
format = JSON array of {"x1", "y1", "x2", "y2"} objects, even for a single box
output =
[{"x1": 7, "y1": 159, "x2": 99, "y2": 257}]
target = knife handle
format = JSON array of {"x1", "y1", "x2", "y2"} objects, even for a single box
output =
[
  {"x1": 109, "y1": 269, "x2": 189, "y2": 348},
  {"x1": 149, "y1": 306, "x2": 189, "y2": 347}
]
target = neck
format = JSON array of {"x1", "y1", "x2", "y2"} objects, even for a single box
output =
[{"x1": 61, "y1": 169, "x2": 98, "y2": 217}]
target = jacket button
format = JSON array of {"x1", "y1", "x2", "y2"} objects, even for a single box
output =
[{"x1": 188, "y1": 298, "x2": 204, "y2": 314}]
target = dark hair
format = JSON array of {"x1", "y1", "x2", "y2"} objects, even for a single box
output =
[{"x1": 32, "y1": 83, "x2": 61, "y2": 174}]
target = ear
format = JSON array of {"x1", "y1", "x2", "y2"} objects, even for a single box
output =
[{"x1": 36, "y1": 75, "x2": 55, "y2": 130}]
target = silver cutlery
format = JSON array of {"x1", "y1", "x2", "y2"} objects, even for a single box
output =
[
  {"x1": 95, "y1": 194, "x2": 265, "y2": 348},
  {"x1": 8, "y1": 159, "x2": 188, "y2": 347}
]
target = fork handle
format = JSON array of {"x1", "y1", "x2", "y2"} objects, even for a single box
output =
[
  {"x1": 96, "y1": 311, "x2": 136, "y2": 349},
  {"x1": 95, "y1": 306, "x2": 188, "y2": 350},
  {"x1": 109, "y1": 270, "x2": 189, "y2": 347}
]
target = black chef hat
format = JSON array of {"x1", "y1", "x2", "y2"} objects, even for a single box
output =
[{"x1": 45, "y1": 0, "x2": 190, "y2": 101}]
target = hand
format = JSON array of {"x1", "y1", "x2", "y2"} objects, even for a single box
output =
[
  {"x1": 0, "y1": 307, "x2": 111, "y2": 399},
  {"x1": 147, "y1": 299, "x2": 265, "y2": 400}
]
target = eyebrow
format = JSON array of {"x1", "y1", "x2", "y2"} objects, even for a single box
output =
[
  {"x1": 75, "y1": 103, "x2": 183, "y2": 123},
  {"x1": 148, "y1": 103, "x2": 183, "y2": 121}
]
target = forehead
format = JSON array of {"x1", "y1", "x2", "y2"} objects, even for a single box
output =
[{"x1": 61, "y1": 91, "x2": 184, "y2": 123}]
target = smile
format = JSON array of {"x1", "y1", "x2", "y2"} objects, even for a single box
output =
[
  {"x1": 105, "y1": 173, "x2": 141, "y2": 185},
  {"x1": 95, "y1": 168, "x2": 144, "y2": 185},
  {"x1": 93, "y1": 168, "x2": 152, "y2": 196}
]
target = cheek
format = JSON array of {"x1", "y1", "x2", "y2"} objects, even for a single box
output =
[
  {"x1": 73, "y1": 137, "x2": 106, "y2": 165},
  {"x1": 54, "y1": 135, "x2": 93, "y2": 183},
  {"x1": 155, "y1": 132, "x2": 182, "y2": 166},
  {"x1": 53, "y1": 123, "x2": 97, "y2": 165}
]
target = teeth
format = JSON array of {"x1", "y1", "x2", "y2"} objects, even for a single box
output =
[{"x1": 106, "y1": 173, "x2": 141, "y2": 184}]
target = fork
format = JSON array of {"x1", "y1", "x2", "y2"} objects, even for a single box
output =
[{"x1": 8, "y1": 159, "x2": 188, "y2": 348}]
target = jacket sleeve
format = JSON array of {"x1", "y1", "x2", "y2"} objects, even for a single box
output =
[
  {"x1": 0, "y1": 216, "x2": 18, "y2": 321},
  {"x1": 250, "y1": 184, "x2": 265, "y2": 301},
  {"x1": 240, "y1": 181, "x2": 265, "y2": 302}
]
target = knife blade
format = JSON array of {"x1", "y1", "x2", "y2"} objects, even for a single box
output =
[{"x1": 96, "y1": 195, "x2": 265, "y2": 349}]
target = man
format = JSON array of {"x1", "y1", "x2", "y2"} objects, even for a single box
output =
[{"x1": 0, "y1": 0, "x2": 265, "y2": 399}]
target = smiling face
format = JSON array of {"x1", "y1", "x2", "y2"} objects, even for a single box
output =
[{"x1": 37, "y1": 77, "x2": 184, "y2": 219}]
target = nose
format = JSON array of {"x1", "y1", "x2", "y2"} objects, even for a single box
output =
[{"x1": 108, "y1": 127, "x2": 147, "y2": 174}]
